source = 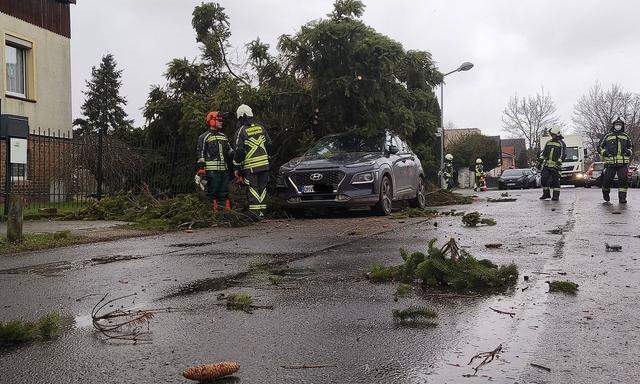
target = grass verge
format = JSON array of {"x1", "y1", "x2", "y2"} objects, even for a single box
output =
[
  {"x1": 0, "y1": 231, "x2": 84, "y2": 255},
  {"x1": 0, "y1": 312, "x2": 61, "y2": 346}
]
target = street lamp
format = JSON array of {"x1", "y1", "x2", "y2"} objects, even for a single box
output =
[{"x1": 439, "y1": 61, "x2": 474, "y2": 187}]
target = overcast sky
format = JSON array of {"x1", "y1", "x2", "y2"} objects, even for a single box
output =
[{"x1": 70, "y1": 0, "x2": 640, "y2": 137}]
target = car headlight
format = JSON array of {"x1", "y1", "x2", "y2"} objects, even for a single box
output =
[
  {"x1": 351, "y1": 171, "x2": 376, "y2": 184},
  {"x1": 576, "y1": 173, "x2": 584, "y2": 179}
]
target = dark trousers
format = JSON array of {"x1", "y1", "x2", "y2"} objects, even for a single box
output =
[
  {"x1": 244, "y1": 171, "x2": 269, "y2": 213},
  {"x1": 205, "y1": 171, "x2": 230, "y2": 202},
  {"x1": 602, "y1": 165, "x2": 628, "y2": 199},
  {"x1": 541, "y1": 167, "x2": 560, "y2": 194}
]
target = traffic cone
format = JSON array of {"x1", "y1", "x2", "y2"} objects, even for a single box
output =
[
  {"x1": 212, "y1": 199, "x2": 219, "y2": 213},
  {"x1": 224, "y1": 199, "x2": 231, "y2": 211}
]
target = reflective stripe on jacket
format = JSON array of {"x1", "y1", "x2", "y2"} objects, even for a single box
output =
[
  {"x1": 233, "y1": 123, "x2": 272, "y2": 173},
  {"x1": 599, "y1": 132, "x2": 633, "y2": 166},
  {"x1": 539, "y1": 137, "x2": 566, "y2": 170},
  {"x1": 197, "y1": 131, "x2": 233, "y2": 171},
  {"x1": 475, "y1": 164, "x2": 484, "y2": 177}
]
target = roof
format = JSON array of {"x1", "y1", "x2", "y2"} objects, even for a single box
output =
[{"x1": 0, "y1": 0, "x2": 74, "y2": 38}]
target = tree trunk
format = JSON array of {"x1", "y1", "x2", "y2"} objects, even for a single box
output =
[{"x1": 7, "y1": 194, "x2": 24, "y2": 242}]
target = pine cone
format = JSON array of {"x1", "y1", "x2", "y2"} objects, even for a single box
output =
[{"x1": 183, "y1": 362, "x2": 240, "y2": 381}]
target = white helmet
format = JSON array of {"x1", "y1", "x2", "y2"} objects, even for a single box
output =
[
  {"x1": 445, "y1": 154, "x2": 453, "y2": 161},
  {"x1": 236, "y1": 104, "x2": 253, "y2": 119},
  {"x1": 476, "y1": 158, "x2": 482, "y2": 164},
  {"x1": 549, "y1": 126, "x2": 561, "y2": 136}
]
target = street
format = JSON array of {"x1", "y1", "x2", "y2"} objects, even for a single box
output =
[{"x1": 1, "y1": 187, "x2": 639, "y2": 384}]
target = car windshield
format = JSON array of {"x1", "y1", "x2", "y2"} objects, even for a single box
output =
[
  {"x1": 305, "y1": 134, "x2": 384, "y2": 157},
  {"x1": 502, "y1": 170, "x2": 524, "y2": 177},
  {"x1": 565, "y1": 147, "x2": 579, "y2": 162}
]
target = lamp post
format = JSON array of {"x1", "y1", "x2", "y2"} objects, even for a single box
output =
[{"x1": 439, "y1": 61, "x2": 474, "y2": 187}]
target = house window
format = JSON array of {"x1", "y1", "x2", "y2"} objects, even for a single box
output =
[{"x1": 5, "y1": 44, "x2": 27, "y2": 98}]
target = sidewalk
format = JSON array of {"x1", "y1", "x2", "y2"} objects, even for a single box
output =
[{"x1": 0, "y1": 220, "x2": 128, "y2": 236}]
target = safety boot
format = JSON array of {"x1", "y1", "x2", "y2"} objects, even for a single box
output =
[
  {"x1": 539, "y1": 189, "x2": 551, "y2": 200},
  {"x1": 551, "y1": 190, "x2": 560, "y2": 201},
  {"x1": 602, "y1": 190, "x2": 610, "y2": 202},
  {"x1": 619, "y1": 192, "x2": 627, "y2": 204}
]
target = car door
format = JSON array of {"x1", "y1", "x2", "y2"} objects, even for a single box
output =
[
  {"x1": 385, "y1": 133, "x2": 404, "y2": 196},
  {"x1": 400, "y1": 138, "x2": 418, "y2": 193},
  {"x1": 392, "y1": 135, "x2": 411, "y2": 195}
]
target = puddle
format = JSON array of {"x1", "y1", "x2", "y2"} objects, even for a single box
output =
[
  {"x1": 74, "y1": 314, "x2": 93, "y2": 329},
  {"x1": 0, "y1": 261, "x2": 75, "y2": 277}
]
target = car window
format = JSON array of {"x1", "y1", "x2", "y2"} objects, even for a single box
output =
[
  {"x1": 502, "y1": 170, "x2": 524, "y2": 177},
  {"x1": 594, "y1": 163, "x2": 604, "y2": 171}
]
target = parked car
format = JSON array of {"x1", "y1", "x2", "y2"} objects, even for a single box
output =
[
  {"x1": 584, "y1": 162, "x2": 605, "y2": 188},
  {"x1": 276, "y1": 131, "x2": 425, "y2": 215},
  {"x1": 498, "y1": 168, "x2": 539, "y2": 189},
  {"x1": 629, "y1": 164, "x2": 640, "y2": 188}
]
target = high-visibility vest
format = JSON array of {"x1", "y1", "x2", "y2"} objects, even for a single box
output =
[{"x1": 234, "y1": 124, "x2": 270, "y2": 172}]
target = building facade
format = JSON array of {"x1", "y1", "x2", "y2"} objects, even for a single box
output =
[{"x1": 0, "y1": 0, "x2": 74, "y2": 136}]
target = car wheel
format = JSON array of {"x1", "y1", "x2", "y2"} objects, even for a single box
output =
[
  {"x1": 374, "y1": 175, "x2": 393, "y2": 216},
  {"x1": 409, "y1": 177, "x2": 426, "y2": 209}
]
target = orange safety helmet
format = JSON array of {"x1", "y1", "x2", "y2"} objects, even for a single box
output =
[{"x1": 205, "y1": 111, "x2": 223, "y2": 127}]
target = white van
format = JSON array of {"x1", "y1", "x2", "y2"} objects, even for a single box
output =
[{"x1": 540, "y1": 134, "x2": 587, "y2": 186}]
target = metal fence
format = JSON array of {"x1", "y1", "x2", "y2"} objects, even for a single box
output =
[{"x1": 0, "y1": 129, "x2": 194, "y2": 216}]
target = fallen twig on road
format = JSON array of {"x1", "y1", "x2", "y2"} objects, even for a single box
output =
[
  {"x1": 487, "y1": 197, "x2": 517, "y2": 202},
  {"x1": 489, "y1": 307, "x2": 515, "y2": 318},
  {"x1": 468, "y1": 344, "x2": 502, "y2": 375},
  {"x1": 281, "y1": 364, "x2": 336, "y2": 369},
  {"x1": 530, "y1": 363, "x2": 551, "y2": 372},
  {"x1": 183, "y1": 362, "x2": 240, "y2": 381},
  {"x1": 421, "y1": 292, "x2": 480, "y2": 299},
  {"x1": 605, "y1": 243, "x2": 622, "y2": 252},
  {"x1": 91, "y1": 293, "x2": 178, "y2": 342},
  {"x1": 485, "y1": 243, "x2": 503, "y2": 249}
]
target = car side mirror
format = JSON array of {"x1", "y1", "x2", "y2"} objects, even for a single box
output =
[
  {"x1": 584, "y1": 148, "x2": 588, "y2": 157},
  {"x1": 388, "y1": 145, "x2": 399, "y2": 155}
]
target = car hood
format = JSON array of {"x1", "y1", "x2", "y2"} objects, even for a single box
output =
[
  {"x1": 500, "y1": 176, "x2": 525, "y2": 181},
  {"x1": 282, "y1": 152, "x2": 380, "y2": 170}
]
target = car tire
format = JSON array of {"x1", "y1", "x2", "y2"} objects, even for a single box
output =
[
  {"x1": 409, "y1": 177, "x2": 426, "y2": 209},
  {"x1": 374, "y1": 175, "x2": 393, "y2": 216}
]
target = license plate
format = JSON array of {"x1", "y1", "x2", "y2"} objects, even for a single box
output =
[
  {"x1": 300, "y1": 185, "x2": 315, "y2": 193},
  {"x1": 507, "y1": 183, "x2": 516, "y2": 186}
]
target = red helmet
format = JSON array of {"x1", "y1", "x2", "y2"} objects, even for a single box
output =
[{"x1": 205, "y1": 111, "x2": 223, "y2": 126}]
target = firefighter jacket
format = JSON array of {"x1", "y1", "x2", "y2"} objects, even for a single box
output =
[
  {"x1": 443, "y1": 162, "x2": 454, "y2": 178},
  {"x1": 233, "y1": 123, "x2": 272, "y2": 173},
  {"x1": 197, "y1": 131, "x2": 233, "y2": 172},
  {"x1": 599, "y1": 131, "x2": 633, "y2": 166},
  {"x1": 539, "y1": 136, "x2": 566, "y2": 171},
  {"x1": 475, "y1": 164, "x2": 485, "y2": 177}
]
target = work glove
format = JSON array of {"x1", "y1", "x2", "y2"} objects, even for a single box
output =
[
  {"x1": 197, "y1": 168, "x2": 206, "y2": 176},
  {"x1": 233, "y1": 170, "x2": 245, "y2": 185}
]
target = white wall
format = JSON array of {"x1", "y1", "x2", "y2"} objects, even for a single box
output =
[{"x1": 0, "y1": 12, "x2": 72, "y2": 137}]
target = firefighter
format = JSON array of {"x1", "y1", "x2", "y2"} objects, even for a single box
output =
[
  {"x1": 474, "y1": 158, "x2": 485, "y2": 192},
  {"x1": 599, "y1": 117, "x2": 633, "y2": 204},
  {"x1": 233, "y1": 104, "x2": 272, "y2": 219},
  {"x1": 196, "y1": 111, "x2": 234, "y2": 213},
  {"x1": 539, "y1": 126, "x2": 566, "y2": 201},
  {"x1": 442, "y1": 154, "x2": 455, "y2": 190}
]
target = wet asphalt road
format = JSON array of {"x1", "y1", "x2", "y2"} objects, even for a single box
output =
[{"x1": 1, "y1": 187, "x2": 640, "y2": 384}]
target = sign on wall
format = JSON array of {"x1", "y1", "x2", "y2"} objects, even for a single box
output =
[{"x1": 10, "y1": 138, "x2": 27, "y2": 164}]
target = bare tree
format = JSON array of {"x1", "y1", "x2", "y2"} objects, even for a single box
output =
[
  {"x1": 501, "y1": 89, "x2": 562, "y2": 154},
  {"x1": 572, "y1": 82, "x2": 640, "y2": 157}
]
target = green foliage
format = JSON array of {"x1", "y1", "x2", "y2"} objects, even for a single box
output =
[
  {"x1": 73, "y1": 54, "x2": 133, "y2": 138},
  {"x1": 448, "y1": 133, "x2": 501, "y2": 171},
  {"x1": 225, "y1": 293, "x2": 253, "y2": 312},
  {"x1": 67, "y1": 193, "x2": 253, "y2": 230},
  {"x1": 394, "y1": 283, "x2": 412, "y2": 298},
  {"x1": 142, "y1": 1, "x2": 443, "y2": 185},
  {"x1": 547, "y1": 280, "x2": 579, "y2": 295},
  {"x1": 366, "y1": 263, "x2": 403, "y2": 283},
  {"x1": 0, "y1": 232, "x2": 83, "y2": 255},
  {"x1": 0, "y1": 312, "x2": 61, "y2": 346},
  {"x1": 462, "y1": 212, "x2": 496, "y2": 227},
  {"x1": 367, "y1": 239, "x2": 518, "y2": 292},
  {"x1": 424, "y1": 190, "x2": 473, "y2": 207},
  {"x1": 392, "y1": 306, "x2": 437, "y2": 325}
]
